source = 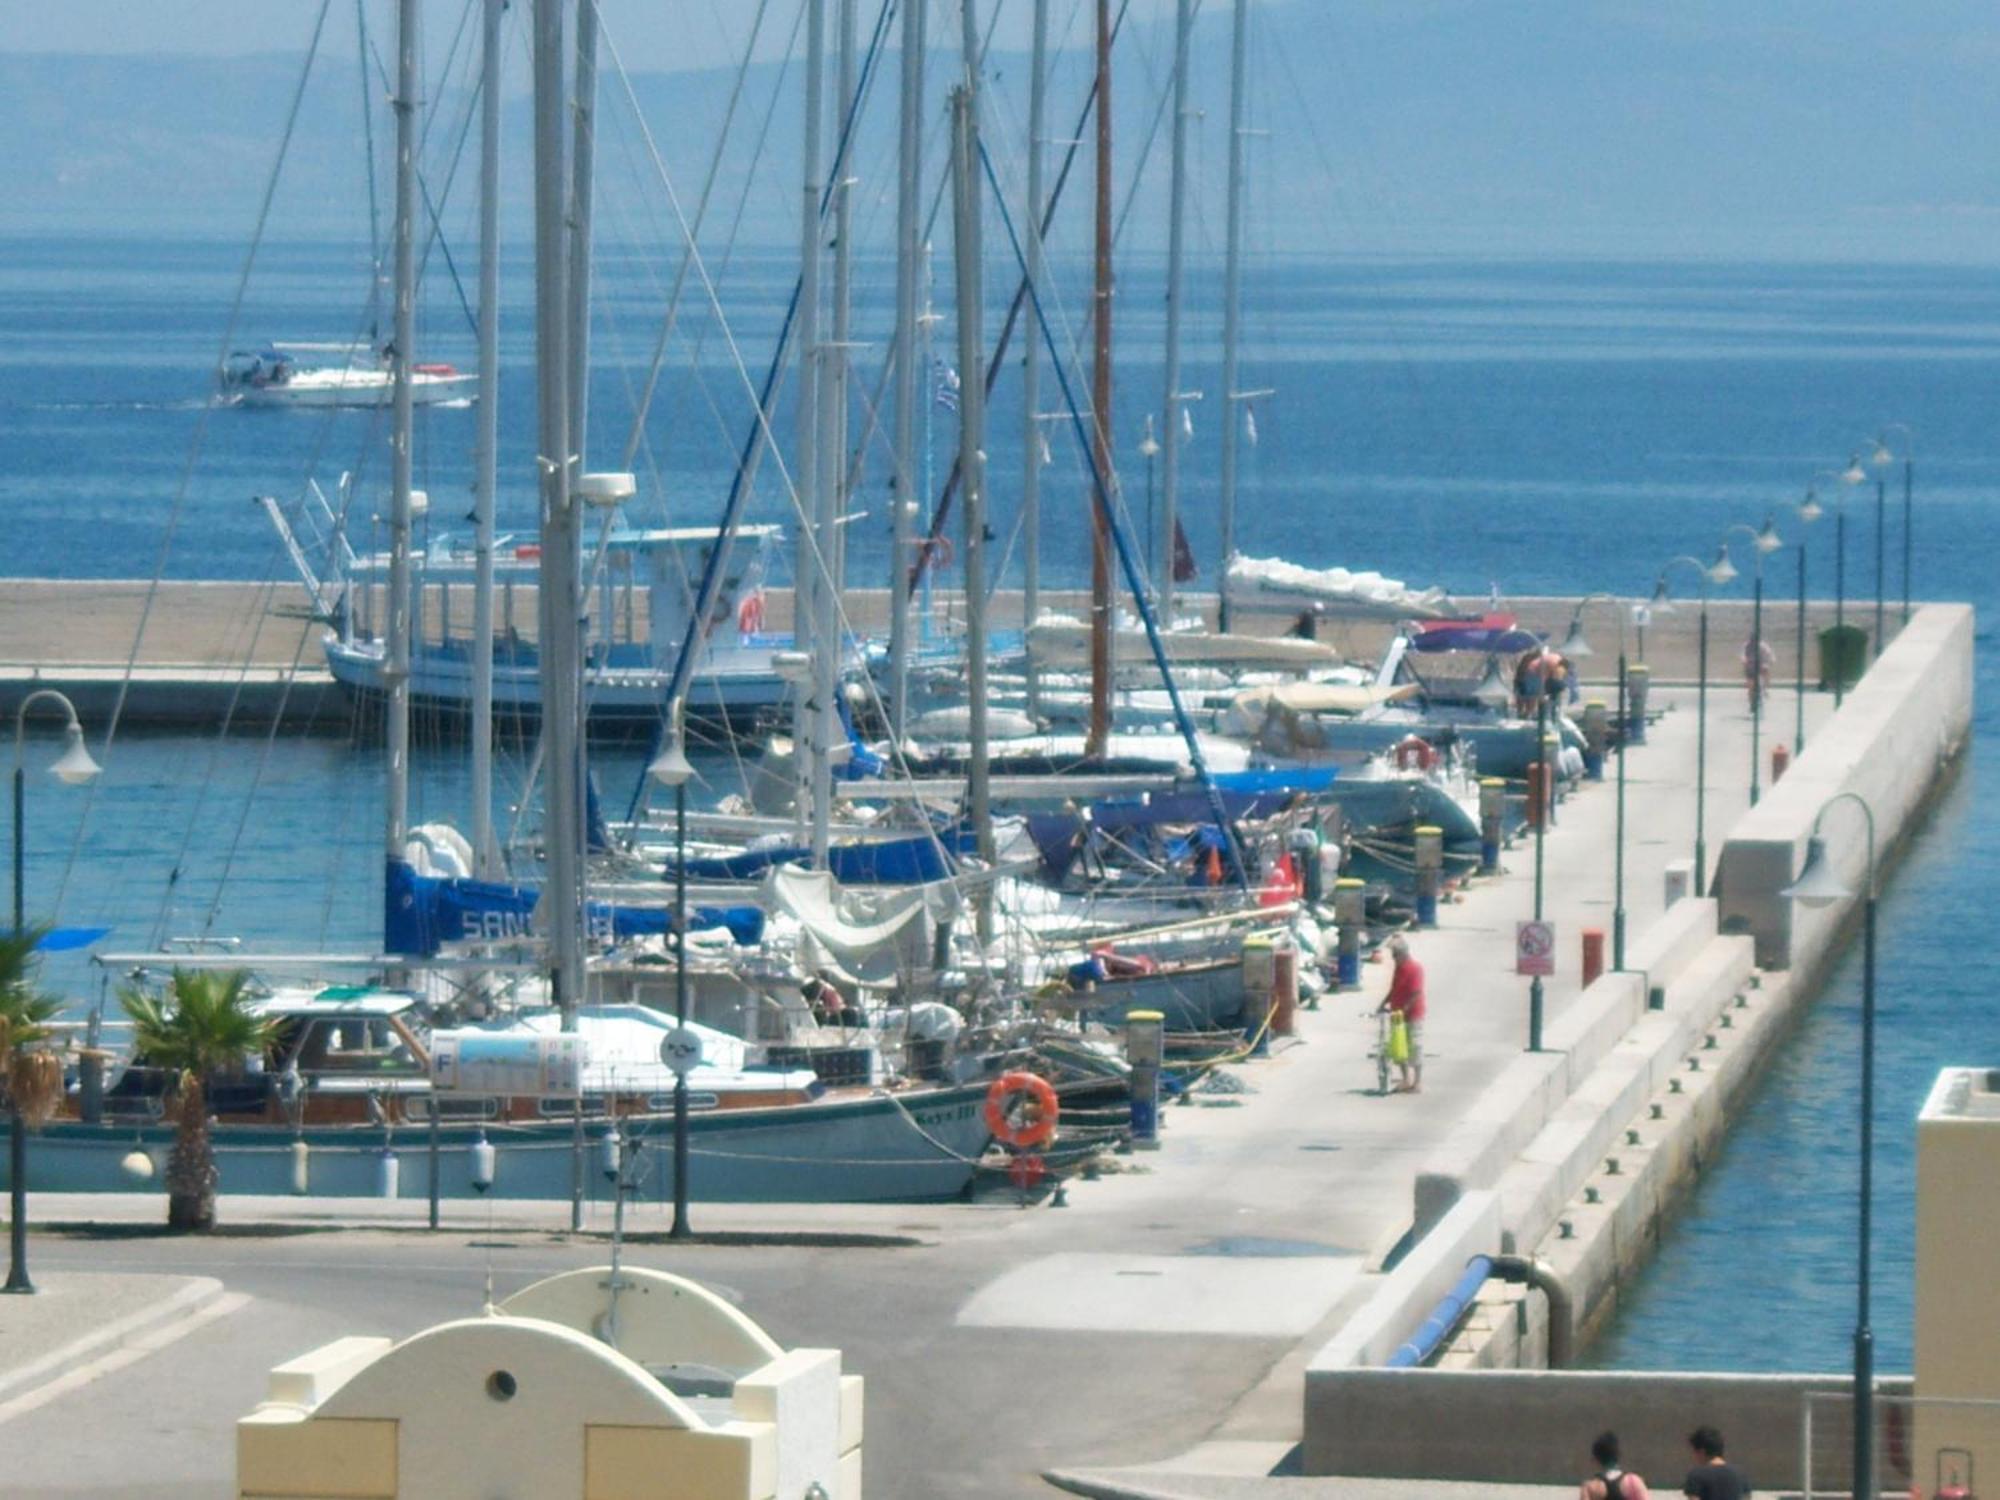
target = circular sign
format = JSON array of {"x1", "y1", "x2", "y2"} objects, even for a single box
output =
[{"x1": 660, "y1": 1026, "x2": 703, "y2": 1076}]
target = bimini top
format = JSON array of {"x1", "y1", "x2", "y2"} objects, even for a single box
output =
[{"x1": 1408, "y1": 614, "x2": 1543, "y2": 655}]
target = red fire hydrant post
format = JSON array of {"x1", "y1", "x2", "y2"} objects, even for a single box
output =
[
  {"x1": 1581, "y1": 927, "x2": 1606, "y2": 988},
  {"x1": 1771, "y1": 742, "x2": 1791, "y2": 784}
]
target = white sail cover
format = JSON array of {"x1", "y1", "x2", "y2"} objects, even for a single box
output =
[
  {"x1": 762, "y1": 866, "x2": 958, "y2": 984},
  {"x1": 1224, "y1": 554, "x2": 1450, "y2": 620}
]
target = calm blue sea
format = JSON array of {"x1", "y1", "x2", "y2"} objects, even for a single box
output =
[{"x1": 3, "y1": 235, "x2": 1996, "y2": 1367}]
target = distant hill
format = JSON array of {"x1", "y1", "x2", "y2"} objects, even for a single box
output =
[{"x1": 4, "y1": 2, "x2": 1997, "y2": 261}]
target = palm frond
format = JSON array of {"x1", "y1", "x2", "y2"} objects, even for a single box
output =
[{"x1": 121, "y1": 968, "x2": 274, "y2": 1077}]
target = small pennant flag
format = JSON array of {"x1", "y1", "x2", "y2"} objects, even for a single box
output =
[
  {"x1": 1181, "y1": 405, "x2": 1194, "y2": 440},
  {"x1": 934, "y1": 358, "x2": 961, "y2": 412},
  {"x1": 1245, "y1": 405, "x2": 1260, "y2": 446}
]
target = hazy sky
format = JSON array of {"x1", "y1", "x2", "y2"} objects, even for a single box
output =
[{"x1": 1, "y1": 0, "x2": 1183, "y2": 73}]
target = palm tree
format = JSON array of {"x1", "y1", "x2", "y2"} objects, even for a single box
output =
[
  {"x1": 121, "y1": 969, "x2": 274, "y2": 1232},
  {"x1": 2, "y1": 927, "x2": 64, "y2": 1292}
]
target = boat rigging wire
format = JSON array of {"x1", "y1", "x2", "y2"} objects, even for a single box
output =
[{"x1": 52, "y1": 0, "x2": 340, "y2": 919}]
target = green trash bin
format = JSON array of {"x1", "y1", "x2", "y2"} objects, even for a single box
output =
[{"x1": 1817, "y1": 623, "x2": 1868, "y2": 691}]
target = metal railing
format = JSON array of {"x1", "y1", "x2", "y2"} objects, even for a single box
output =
[{"x1": 1802, "y1": 1390, "x2": 2000, "y2": 1500}]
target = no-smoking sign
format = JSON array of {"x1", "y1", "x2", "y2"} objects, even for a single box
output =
[{"x1": 1516, "y1": 919, "x2": 1556, "y2": 976}]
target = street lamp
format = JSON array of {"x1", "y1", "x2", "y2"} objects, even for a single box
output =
[
  {"x1": 1780, "y1": 792, "x2": 1879, "y2": 1500},
  {"x1": 1870, "y1": 424, "x2": 1915, "y2": 628},
  {"x1": 1652, "y1": 549, "x2": 1731, "y2": 897},
  {"x1": 1836, "y1": 456, "x2": 1868, "y2": 692},
  {"x1": 1559, "y1": 593, "x2": 1631, "y2": 970},
  {"x1": 646, "y1": 727, "x2": 695, "y2": 1242},
  {"x1": 1787, "y1": 487, "x2": 1824, "y2": 755},
  {"x1": 9, "y1": 689, "x2": 100, "y2": 1296},
  {"x1": 1723, "y1": 519, "x2": 1783, "y2": 807}
]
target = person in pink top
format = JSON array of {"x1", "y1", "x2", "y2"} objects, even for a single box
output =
[
  {"x1": 1379, "y1": 934, "x2": 1426, "y2": 1093},
  {"x1": 1580, "y1": 1431, "x2": 1652, "y2": 1500}
]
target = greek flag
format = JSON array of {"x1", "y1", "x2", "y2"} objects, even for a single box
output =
[{"x1": 934, "y1": 357, "x2": 961, "y2": 412}]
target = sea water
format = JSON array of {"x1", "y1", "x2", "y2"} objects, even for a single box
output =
[{"x1": 4, "y1": 237, "x2": 1997, "y2": 1367}]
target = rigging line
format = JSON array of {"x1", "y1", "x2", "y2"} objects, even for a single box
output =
[
  {"x1": 366, "y1": 0, "x2": 484, "y2": 341},
  {"x1": 978, "y1": 135, "x2": 1248, "y2": 888},
  {"x1": 51, "y1": 0, "x2": 339, "y2": 921},
  {"x1": 617, "y1": 0, "x2": 779, "y2": 472},
  {"x1": 832, "y1": 0, "x2": 1003, "y2": 544},
  {"x1": 604, "y1": 0, "x2": 893, "y2": 823},
  {"x1": 200, "y1": 568, "x2": 328, "y2": 938},
  {"x1": 503, "y1": 21, "x2": 803, "y2": 840},
  {"x1": 356, "y1": 0, "x2": 385, "y2": 338},
  {"x1": 1106, "y1": 0, "x2": 1193, "y2": 254},
  {"x1": 907, "y1": 0, "x2": 1136, "y2": 593}
]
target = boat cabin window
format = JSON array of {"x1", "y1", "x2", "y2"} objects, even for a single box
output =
[{"x1": 279, "y1": 1016, "x2": 420, "y2": 1076}]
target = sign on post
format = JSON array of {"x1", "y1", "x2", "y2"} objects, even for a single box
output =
[
  {"x1": 430, "y1": 1032, "x2": 584, "y2": 1096},
  {"x1": 660, "y1": 1027, "x2": 703, "y2": 1077},
  {"x1": 1515, "y1": 919, "x2": 1556, "y2": 977}
]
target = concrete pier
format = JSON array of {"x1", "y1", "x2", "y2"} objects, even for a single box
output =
[
  {"x1": 0, "y1": 577, "x2": 1859, "y2": 727},
  {"x1": 0, "y1": 604, "x2": 1968, "y2": 1499}
]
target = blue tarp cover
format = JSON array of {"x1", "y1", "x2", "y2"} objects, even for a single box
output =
[
  {"x1": 34, "y1": 927, "x2": 111, "y2": 952},
  {"x1": 383, "y1": 860, "x2": 764, "y2": 958}
]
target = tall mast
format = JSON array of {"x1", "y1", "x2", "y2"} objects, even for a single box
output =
[
  {"x1": 567, "y1": 0, "x2": 600, "y2": 459},
  {"x1": 1086, "y1": 0, "x2": 1115, "y2": 759},
  {"x1": 831, "y1": 0, "x2": 856, "y2": 599},
  {"x1": 469, "y1": 0, "x2": 502, "y2": 877},
  {"x1": 384, "y1": 0, "x2": 419, "y2": 875},
  {"x1": 887, "y1": 0, "x2": 925, "y2": 738},
  {"x1": 794, "y1": 0, "x2": 828, "y2": 861},
  {"x1": 953, "y1": 18, "x2": 992, "y2": 888},
  {"x1": 1217, "y1": 0, "x2": 1250, "y2": 634},
  {"x1": 809, "y1": 0, "x2": 843, "y2": 871},
  {"x1": 533, "y1": 0, "x2": 583, "y2": 1013},
  {"x1": 1021, "y1": 0, "x2": 1048, "y2": 718},
  {"x1": 1157, "y1": 0, "x2": 1192, "y2": 625}
]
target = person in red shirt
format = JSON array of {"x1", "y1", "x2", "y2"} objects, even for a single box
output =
[{"x1": 1379, "y1": 934, "x2": 1427, "y2": 1093}]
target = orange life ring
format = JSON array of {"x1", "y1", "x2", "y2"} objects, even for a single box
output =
[
  {"x1": 1393, "y1": 734, "x2": 1438, "y2": 772},
  {"x1": 984, "y1": 1070, "x2": 1059, "y2": 1149}
]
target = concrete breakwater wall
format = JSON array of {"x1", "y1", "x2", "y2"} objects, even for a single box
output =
[
  {"x1": 0, "y1": 579, "x2": 1848, "y2": 728},
  {"x1": 1303, "y1": 604, "x2": 1973, "y2": 1485}
]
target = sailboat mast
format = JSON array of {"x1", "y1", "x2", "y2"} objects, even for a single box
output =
[
  {"x1": 384, "y1": 0, "x2": 419, "y2": 867},
  {"x1": 567, "y1": 0, "x2": 600, "y2": 458},
  {"x1": 794, "y1": 0, "x2": 828, "y2": 861},
  {"x1": 1086, "y1": 0, "x2": 1115, "y2": 759},
  {"x1": 1217, "y1": 0, "x2": 1250, "y2": 634},
  {"x1": 1021, "y1": 0, "x2": 1048, "y2": 719},
  {"x1": 887, "y1": 0, "x2": 925, "y2": 738},
  {"x1": 533, "y1": 0, "x2": 583, "y2": 1013},
  {"x1": 1157, "y1": 0, "x2": 1192, "y2": 625},
  {"x1": 952, "y1": 32, "x2": 991, "y2": 880},
  {"x1": 831, "y1": 0, "x2": 856, "y2": 598},
  {"x1": 470, "y1": 0, "x2": 502, "y2": 877}
]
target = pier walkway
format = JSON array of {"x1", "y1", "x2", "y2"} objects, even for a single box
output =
[{"x1": 0, "y1": 677, "x2": 1843, "y2": 1498}]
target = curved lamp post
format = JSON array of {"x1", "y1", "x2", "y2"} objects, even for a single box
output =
[
  {"x1": 1870, "y1": 424, "x2": 1914, "y2": 629},
  {"x1": 1837, "y1": 454, "x2": 1869, "y2": 685},
  {"x1": 1781, "y1": 792, "x2": 1879, "y2": 1500},
  {"x1": 1558, "y1": 593, "x2": 1630, "y2": 969},
  {"x1": 646, "y1": 725, "x2": 695, "y2": 1242},
  {"x1": 8, "y1": 688, "x2": 101, "y2": 1296},
  {"x1": 1650, "y1": 548, "x2": 1732, "y2": 896},
  {"x1": 1721, "y1": 518, "x2": 1783, "y2": 807}
]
